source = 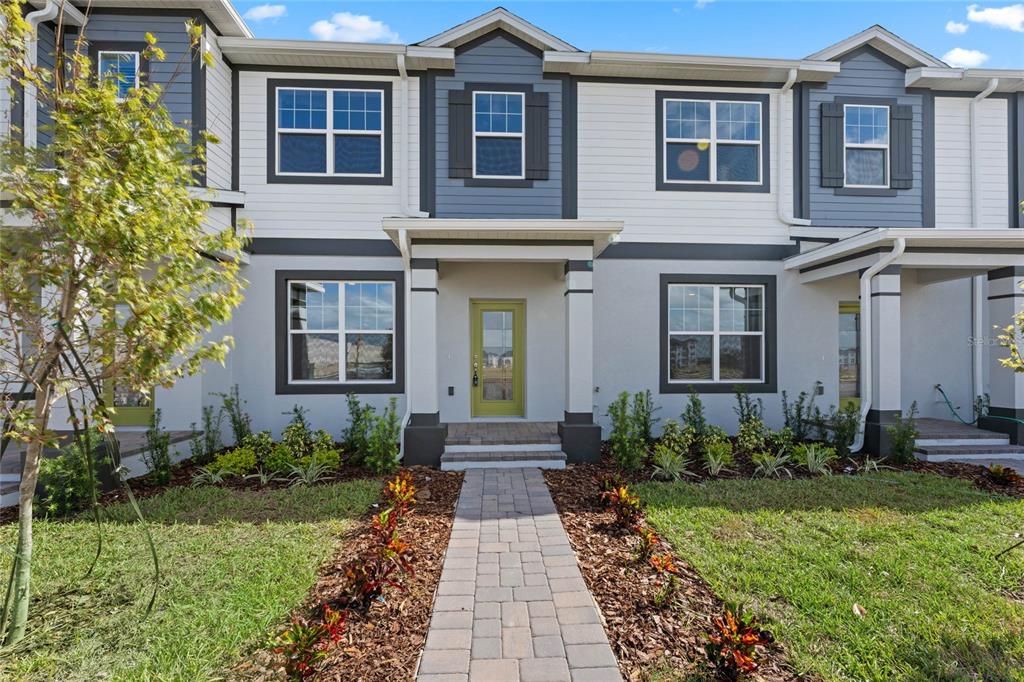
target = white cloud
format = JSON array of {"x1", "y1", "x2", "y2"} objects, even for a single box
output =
[
  {"x1": 967, "y1": 3, "x2": 1024, "y2": 31},
  {"x1": 310, "y1": 11, "x2": 401, "y2": 43},
  {"x1": 945, "y1": 20, "x2": 969, "y2": 34},
  {"x1": 942, "y1": 47, "x2": 990, "y2": 67},
  {"x1": 244, "y1": 4, "x2": 287, "y2": 22},
  {"x1": 694, "y1": 0, "x2": 715, "y2": 8}
]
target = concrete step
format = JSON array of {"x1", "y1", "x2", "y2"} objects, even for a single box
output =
[
  {"x1": 440, "y1": 450, "x2": 567, "y2": 471},
  {"x1": 444, "y1": 442, "x2": 562, "y2": 454},
  {"x1": 915, "y1": 444, "x2": 1024, "y2": 462},
  {"x1": 914, "y1": 418, "x2": 1010, "y2": 447}
]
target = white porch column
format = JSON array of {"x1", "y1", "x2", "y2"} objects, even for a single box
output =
[
  {"x1": 981, "y1": 267, "x2": 1024, "y2": 443},
  {"x1": 865, "y1": 265, "x2": 902, "y2": 455},
  {"x1": 559, "y1": 260, "x2": 601, "y2": 462},
  {"x1": 404, "y1": 258, "x2": 446, "y2": 465}
]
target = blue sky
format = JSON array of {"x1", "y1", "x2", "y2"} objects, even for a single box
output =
[{"x1": 233, "y1": 1, "x2": 1024, "y2": 69}]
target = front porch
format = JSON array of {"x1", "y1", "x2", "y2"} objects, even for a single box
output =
[
  {"x1": 386, "y1": 218, "x2": 623, "y2": 468},
  {"x1": 785, "y1": 228, "x2": 1024, "y2": 456}
]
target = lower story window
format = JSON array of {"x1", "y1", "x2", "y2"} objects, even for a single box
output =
[
  {"x1": 667, "y1": 283, "x2": 764, "y2": 383},
  {"x1": 288, "y1": 280, "x2": 395, "y2": 383}
]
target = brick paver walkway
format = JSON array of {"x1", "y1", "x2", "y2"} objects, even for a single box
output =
[{"x1": 417, "y1": 468, "x2": 622, "y2": 682}]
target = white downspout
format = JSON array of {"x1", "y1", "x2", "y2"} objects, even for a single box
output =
[
  {"x1": 394, "y1": 55, "x2": 429, "y2": 460},
  {"x1": 851, "y1": 237, "x2": 906, "y2": 454},
  {"x1": 396, "y1": 54, "x2": 430, "y2": 219},
  {"x1": 778, "y1": 68, "x2": 811, "y2": 227},
  {"x1": 24, "y1": 0, "x2": 59, "y2": 149},
  {"x1": 970, "y1": 78, "x2": 998, "y2": 402}
]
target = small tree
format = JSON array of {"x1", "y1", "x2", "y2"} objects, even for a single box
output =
[{"x1": 0, "y1": 4, "x2": 247, "y2": 645}]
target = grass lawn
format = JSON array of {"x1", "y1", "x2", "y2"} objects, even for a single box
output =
[
  {"x1": 0, "y1": 480, "x2": 380, "y2": 681},
  {"x1": 636, "y1": 473, "x2": 1024, "y2": 682}
]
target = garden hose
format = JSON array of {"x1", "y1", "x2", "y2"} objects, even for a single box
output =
[{"x1": 934, "y1": 384, "x2": 1024, "y2": 428}]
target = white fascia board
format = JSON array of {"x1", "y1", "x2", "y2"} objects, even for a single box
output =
[
  {"x1": 189, "y1": 186, "x2": 245, "y2": 206},
  {"x1": 382, "y1": 218, "x2": 624, "y2": 232},
  {"x1": 216, "y1": 38, "x2": 454, "y2": 70},
  {"x1": 907, "y1": 67, "x2": 1024, "y2": 92},
  {"x1": 544, "y1": 50, "x2": 839, "y2": 82},
  {"x1": 784, "y1": 228, "x2": 1024, "y2": 271}
]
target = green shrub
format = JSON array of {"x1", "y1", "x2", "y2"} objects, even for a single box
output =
[
  {"x1": 264, "y1": 443, "x2": 299, "y2": 473},
  {"x1": 781, "y1": 383, "x2": 820, "y2": 442},
  {"x1": 886, "y1": 401, "x2": 919, "y2": 465},
  {"x1": 658, "y1": 420, "x2": 694, "y2": 457},
  {"x1": 735, "y1": 418, "x2": 767, "y2": 456},
  {"x1": 702, "y1": 440, "x2": 734, "y2": 477},
  {"x1": 214, "y1": 384, "x2": 252, "y2": 446},
  {"x1": 144, "y1": 408, "x2": 173, "y2": 485},
  {"x1": 631, "y1": 389, "x2": 659, "y2": 442},
  {"x1": 242, "y1": 430, "x2": 275, "y2": 466},
  {"x1": 343, "y1": 393, "x2": 375, "y2": 465},
  {"x1": 312, "y1": 429, "x2": 335, "y2": 453},
  {"x1": 681, "y1": 390, "x2": 708, "y2": 441},
  {"x1": 36, "y1": 429, "x2": 102, "y2": 518},
  {"x1": 752, "y1": 451, "x2": 792, "y2": 479},
  {"x1": 813, "y1": 403, "x2": 860, "y2": 458},
  {"x1": 766, "y1": 426, "x2": 795, "y2": 457},
  {"x1": 733, "y1": 386, "x2": 764, "y2": 425},
  {"x1": 210, "y1": 446, "x2": 257, "y2": 476},
  {"x1": 608, "y1": 391, "x2": 646, "y2": 471},
  {"x1": 365, "y1": 398, "x2": 401, "y2": 475},
  {"x1": 701, "y1": 425, "x2": 730, "y2": 452},
  {"x1": 282, "y1": 405, "x2": 314, "y2": 459},
  {"x1": 310, "y1": 448, "x2": 342, "y2": 470},
  {"x1": 201, "y1": 404, "x2": 224, "y2": 458}
]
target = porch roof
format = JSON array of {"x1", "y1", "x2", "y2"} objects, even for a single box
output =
[
  {"x1": 382, "y1": 218, "x2": 625, "y2": 259},
  {"x1": 784, "y1": 228, "x2": 1024, "y2": 283}
]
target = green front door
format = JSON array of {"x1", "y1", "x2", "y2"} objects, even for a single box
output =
[{"x1": 470, "y1": 300, "x2": 525, "y2": 418}]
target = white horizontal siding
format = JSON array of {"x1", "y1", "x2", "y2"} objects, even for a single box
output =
[
  {"x1": 203, "y1": 206, "x2": 233, "y2": 237},
  {"x1": 935, "y1": 97, "x2": 1008, "y2": 229},
  {"x1": 206, "y1": 37, "x2": 233, "y2": 190},
  {"x1": 577, "y1": 82, "x2": 792, "y2": 244},
  {"x1": 238, "y1": 71, "x2": 419, "y2": 239}
]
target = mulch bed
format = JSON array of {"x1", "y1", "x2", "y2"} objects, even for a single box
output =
[
  {"x1": 544, "y1": 461, "x2": 800, "y2": 682},
  {"x1": 909, "y1": 460, "x2": 1024, "y2": 498},
  {"x1": 234, "y1": 466, "x2": 464, "y2": 682}
]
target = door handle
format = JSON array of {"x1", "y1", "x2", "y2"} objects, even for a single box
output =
[{"x1": 472, "y1": 360, "x2": 479, "y2": 387}]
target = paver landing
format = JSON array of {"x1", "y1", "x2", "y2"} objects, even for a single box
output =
[{"x1": 417, "y1": 468, "x2": 622, "y2": 682}]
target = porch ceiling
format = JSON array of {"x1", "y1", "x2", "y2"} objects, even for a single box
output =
[
  {"x1": 785, "y1": 228, "x2": 1024, "y2": 283},
  {"x1": 382, "y1": 218, "x2": 624, "y2": 260}
]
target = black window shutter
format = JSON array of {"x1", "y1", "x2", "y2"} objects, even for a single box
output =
[
  {"x1": 448, "y1": 89, "x2": 472, "y2": 178},
  {"x1": 890, "y1": 104, "x2": 913, "y2": 189},
  {"x1": 525, "y1": 92, "x2": 549, "y2": 181},
  {"x1": 820, "y1": 102, "x2": 844, "y2": 187}
]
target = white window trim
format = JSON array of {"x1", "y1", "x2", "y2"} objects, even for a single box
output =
[
  {"x1": 472, "y1": 91, "x2": 526, "y2": 180},
  {"x1": 97, "y1": 50, "x2": 140, "y2": 100},
  {"x1": 842, "y1": 103, "x2": 889, "y2": 189},
  {"x1": 666, "y1": 283, "x2": 766, "y2": 384},
  {"x1": 663, "y1": 99, "x2": 762, "y2": 186},
  {"x1": 275, "y1": 86, "x2": 385, "y2": 178},
  {"x1": 287, "y1": 279, "x2": 396, "y2": 385}
]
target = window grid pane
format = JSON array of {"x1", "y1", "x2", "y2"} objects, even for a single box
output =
[
  {"x1": 664, "y1": 99, "x2": 761, "y2": 184},
  {"x1": 99, "y1": 52, "x2": 137, "y2": 98},
  {"x1": 278, "y1": 89, "x2": 327, "y2": 130},
  {"x1": 845, "y1": 105, "x2": 888, "y2": 145},
  {"x1": 715, "y1": 102, "x2": 760, "y2": 141},
  {"x1": 333, "y1": 90, "x2": 383, "y2": 132},
  {"x1": 475, "y1": 93, "x2": 523, "y2": 134},
  {"x1": 667, "y1": 284, "x2": 765, "y2": 383}
]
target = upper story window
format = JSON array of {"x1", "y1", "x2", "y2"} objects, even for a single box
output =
[
  {"x1": 288, "y1": 280, "x2": 395, "y2": 384},
  {"x1": 663, "y1": 99, "x2": 762, "y2": 185},
  {"x1": 473, "y1": 91, "x2": 524, "y2": 179},
  {"x1": 667, "y1": 283, "x2": 764, "y2": 384},
  {"x1": 276, "y1": 87, "x2": 384, "y2": 177},
  {"x1": 98, "y1": 51, "x2": 139, "y2": 99},
  {"x1": 843, "y1": 104, "x2": 889, "y2": 188}
]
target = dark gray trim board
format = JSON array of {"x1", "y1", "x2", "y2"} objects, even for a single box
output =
[
  {"x1": 563, "y1": 289, "x2": 594, "y2": 295},
  {"x1": 250, "y1": 238, "x2": 400, "y2": 257},
  {"x1": 231, "y1": 65, "x2": 240, "y2": 191},
  {"x1": 800, "y1": 82, "x2": 811, "y2": 219},
  {"x1": 989, "y1": 266, "x2": 1024, "y2": 281},
  {"x1": 981, "y1": 407, "x2": 1024, "y2": 445},
  {"x1": 560, "y1": 74, "x2": 578, "y2": 219},
  {"x1": 576, "y1": 76, "x2": 786, "y2": 89},
  {"x1": 834, "y1": 188, "x2": 898, "y2": 197},
  {"x1": 411, "y1": 258, "x2": 439, "y2": 270},
  {"x1": 564, "y1": 260, "x2": 593, "y2": 272},
  {"x1": 600, "y1": 242, "x2": 798, "y2": 260},
  {"x1": 420, "y1": 70, "x2": 436, "y2": 216},
  {"x1": 558, "y1": 420, "x2": 602, "y2": 462},
  {"x1": 265, "y1": 78, "x2": 393, "y2": 185},
  {"x1": 1012, "y1": 93, "x2": 1023, "y2": 229},
  {"x1": 275, "y1": 269, "x2": 405, "y2": 395},
  {"x1": 655, "y1": 90, "x2": 771, "y2": 194},
  {"x1": 658, "y1": 273, "x2": 778, "y2": 394},
  {"x1": 988, "y1": 293, "x2": 1024, "y2": 301},
  {"x1": 922, "y1": 92, "x2": 935, "y2": 228}
]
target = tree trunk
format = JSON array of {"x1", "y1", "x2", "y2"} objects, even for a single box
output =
[{"x1": 3, "y1": 382, "x2": 51, "y2": 646}]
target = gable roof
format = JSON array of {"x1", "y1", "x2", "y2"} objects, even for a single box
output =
[
  {"x1": 78, "y1": 0, "x2": 253, "y2": 38},
  {"x1": 806, "y1": 25, "x2": 945, "y2": 69},
  {"x1": 415, "y1": 7, "x2": 579, "y2": 53}
]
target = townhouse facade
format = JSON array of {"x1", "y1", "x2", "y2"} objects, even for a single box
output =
[{"x1": 5, "y1": 1, "x2": 1024, "y2": 463}]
